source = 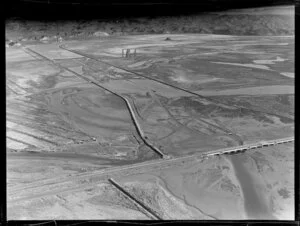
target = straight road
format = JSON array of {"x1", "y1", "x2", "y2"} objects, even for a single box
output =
[
  {"x1": 59, "y1": 45, "x2": 294, "y2": 122},
  {"x1": 11, "y1": 46, "x2": 293, "y2": 204},
  {"x1": 8, "y1": 137, "x2": 293, "y2": 204},
  {"x1": 22, "y1": 47, "x2": 166, "y2": 158}
]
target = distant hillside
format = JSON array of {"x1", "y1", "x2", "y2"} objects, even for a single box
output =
[{"x1": 5, "y1": 5, "x2": 294, "y2": 42}]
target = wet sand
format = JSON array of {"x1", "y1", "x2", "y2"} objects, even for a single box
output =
[
  {"x1": 196, "y1": 85, "x2": 294, "y2": 96},
  {"x1": 230, "y1": 154, "x2": 276, "y2": 219},
  {"x1": 7, "y1": 151, "x2": 144, "y2": 167}
]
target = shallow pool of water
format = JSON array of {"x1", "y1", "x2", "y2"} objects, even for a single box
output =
[{"x1": 230, "y1": 154, "x2": 276, "y2": 219}]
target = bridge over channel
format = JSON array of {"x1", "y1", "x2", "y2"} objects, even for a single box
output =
[{"x1": 204, "y1": 136, "x2": 294, "y2": 157}]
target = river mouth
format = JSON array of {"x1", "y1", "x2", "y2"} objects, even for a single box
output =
[{"x1": 230, "y1": 154, "x2": 276, "y2": 220}]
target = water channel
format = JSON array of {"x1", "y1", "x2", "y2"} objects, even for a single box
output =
[{"x1": 230, "y1": 154, "x2": 276, "y2": 219}]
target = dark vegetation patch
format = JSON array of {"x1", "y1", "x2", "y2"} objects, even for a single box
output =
[
  {"x1": 26, "y1": 74, "x2": 58, "y2": 90},
  {"x1": 87, "y1": 185, "x2": 140, "y2": 211},
  {"x1": 137, "y1": 58, "x2": 291, "y2": 90},
  {"x1": 5, "y1": 7, "x2": 294, "y2": 42},
  {"x1": 167, "y1": 96, "x2": 292, "y2": 124},
  {"x1": 277, "y1": 188, "x2": 290, "y2": 198},
  {"x1": 211, "y1": 94, "x2": 294, "y2": 122},
  {"x1": 125, "y1": 184, "x2": 163, "y2": 217}
]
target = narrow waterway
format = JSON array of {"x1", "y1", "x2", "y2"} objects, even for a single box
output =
[{"x1": 230, "y1": 154, "x2": 276, "y2": 220}]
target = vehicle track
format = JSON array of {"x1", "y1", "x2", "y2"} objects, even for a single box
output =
[
  {"x1": 6, "y1": 136, "x2": 38, "y2": 149},
  {"x1": 6, "y1": 79, "x2": 29, "y2": 94},
  {"x1": 8, "y1": 46, "x2": 293, "y2": 205},
  {"x1": 8, "y1": 138, "x2": 293, "y2": 203},
  {"x1": 7, "y1": 128, "x2": 60, "y2": 146},
  {"x1": 148, "y1": 90, "x2": 206, "y2": 136},
  {"x1": 6, "y1": 85, "x2": 20, "y2": 95},
  {"x1": 59, "y1": 45, "x2": 294, "y2": 122},
  {"x1": 58, "y1": 45, "x2": 290, "y2": 145},
  {"x1": 23, "y1": 47, "x2": 166, "y2": 159},
  {"x1": 6, "y1": 113, "x2": 81, "y2": 135},
  {"x1": 6, "y1": 118, "x2": 76, "y2": 142}
]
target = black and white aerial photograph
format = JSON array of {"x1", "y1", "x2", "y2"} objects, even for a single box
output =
[{"x1": 5, "y1": 0, "x2": 295, "y2": 221}]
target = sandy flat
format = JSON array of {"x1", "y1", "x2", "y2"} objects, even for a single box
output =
[{"x1": 196, "y1": 85, "x2": 294, "y2": 96}]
